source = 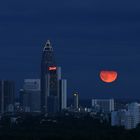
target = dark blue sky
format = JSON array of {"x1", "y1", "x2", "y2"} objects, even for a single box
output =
[{"x1": 0, "y1": 0, "x2": 140, "y2": 99}]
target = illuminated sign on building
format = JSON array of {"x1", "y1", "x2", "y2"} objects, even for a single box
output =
[{"x1": 49, "y1": 66, "x2": 57, "y2": 71}]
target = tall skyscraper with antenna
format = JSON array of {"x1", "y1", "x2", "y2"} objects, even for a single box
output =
[{"x1": 41, "y1": 40, "x2": 59, "y2": 113}]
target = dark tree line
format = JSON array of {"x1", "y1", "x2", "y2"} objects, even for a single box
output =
[{"x1": 0, "y1": 114, "x2": 140, "y2": 140}]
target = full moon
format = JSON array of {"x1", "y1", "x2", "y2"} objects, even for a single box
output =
[{"x1": 100, "y1": 71, "x2": 118, "y2": 83}]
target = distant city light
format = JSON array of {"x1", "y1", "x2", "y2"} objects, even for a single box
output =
[{"x1": 73, "y1": 92, "x2": 78, "y2": 96}]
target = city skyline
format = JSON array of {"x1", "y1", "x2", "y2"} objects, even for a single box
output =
[
  {"x1": 0, "y1": 0, "x2": 140, "y2": 99},
  {"x1": 0, "y1": 1, "x2": 140, "y2": 139}
]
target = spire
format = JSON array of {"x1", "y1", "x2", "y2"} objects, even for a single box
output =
[
  {"x1": 46, "y1": 40, "x2": 51, "y2": 48},
  {"x1": 43, "y1": 40, "x2": 53, "y2": 51}
]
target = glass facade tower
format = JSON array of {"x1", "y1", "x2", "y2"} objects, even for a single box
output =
[{"x1": 41, "y1": 40, "x2": 59, "y2": 113}]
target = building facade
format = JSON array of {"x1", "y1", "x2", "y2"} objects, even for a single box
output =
[
  {"x1": 111, "y1": 102, "x2": 140, "y2": 130},
  {"x1": 0, "y1": 80, "x2": 15, "y2": 114},
  {"x1": 20, "y1": 79, "x2": 41, "y2": 113},
  {"x1": 92, "y1": 99, "x2": 114, "y2": 113},
  {"x1": 59, "y1": 79, "x2": 67, "y2": 110},
  {"x1": 126, "y1": 102, "x2": 140, "y2": 129},
  {"x1": 73, "y1": 92, "x2": 79, "y2": 110},
  {"x1": 111, "y1": 109, "x2": 126, "y2": 126},
  {"x1": 41, "y1": 40, "x2": 60, "y2": 113}
]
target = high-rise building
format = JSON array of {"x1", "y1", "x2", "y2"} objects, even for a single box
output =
[
  {"x1": 73, "y1": 92, "x2": 79, "y2": 109},
  {"x1": 59, "y1": 79, "x2": 67, "y2": 110},
  {"x1": 20, "y1": 79, "x2": 41, "y2": 113},
  {"x1": 111, "y1": 102, "x2": 140, "y2": 130},
  {"x1": 0, "y1": 80, "x2": 15, "y2": 114},
  {"x1": 125, "y1": 112, "x2": 134, "y2": 130},
  {"x1": 41, "y1": 40, "x2": 59, "y2": 113},
  {"x1": 111, "y1": 109, "x2": 126, "y2": 126},
  {"x1": 125, "y1": 102, "x2": 140, "y2": 129},
  {"x1": 20, "y1": 89, "x2": 30, "y2": 112},
  {"x1": 92, "y1": 99, "x2": 114, "y2": 113}
]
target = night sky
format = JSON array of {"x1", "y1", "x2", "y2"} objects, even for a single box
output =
[{"x1": 0, "y1": 0, "x2": 140, "y2": 99}]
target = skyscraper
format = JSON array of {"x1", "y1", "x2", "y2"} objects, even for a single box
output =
[
  {"x1": 59, "y1": 79, "x2": 67, "y2": 110},
  {"x1": 0, "y1": 80, "x2": 15, "y2": 114},
  {"x1": 111, "y1": 102, "x2": 140, "y2": 129},
  {"x1": 41, "y1": 40, "x2": 59, "y2": 113},
  {"x1": 111, "y1": 109, "x2": 126, "y2": 126},
  {"x1": 126, "y1": 102, "x2": 140, "y2": 129},
  {"x1": 73, "y1": 92, "x2": 79, "y2": 109},
  {"x1": 92, "y1": 99, "x2": 114, "y2": 113},
  {"x1": 20, "y1": 79, "x2": 40, "y2": 113}
]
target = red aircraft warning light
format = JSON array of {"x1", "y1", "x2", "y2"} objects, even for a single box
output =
[{"x1": 49, "y1": 66, "x2": 57, "y2": 71}]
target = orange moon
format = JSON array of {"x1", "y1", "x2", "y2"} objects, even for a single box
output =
[{"x1": 100, "y1": 71, "x2": 118, "y2": 83}]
